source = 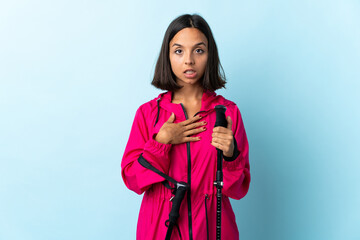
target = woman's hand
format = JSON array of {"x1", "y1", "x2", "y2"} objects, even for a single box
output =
[
  {"x1": 211, "y1": 116, "x2": 234, "y2": 157},
  {"x1": 154, "y1": 113, "x2": 207, "y2": 145}
]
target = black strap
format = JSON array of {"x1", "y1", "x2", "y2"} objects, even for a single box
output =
[
  {"x1": 138, "y1": 153, "x2": 178, "y2": 186},
  {"x1": 138, "y1": 153, "x2": 188, "y2": 240}
]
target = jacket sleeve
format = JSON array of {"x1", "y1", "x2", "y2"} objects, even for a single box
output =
[
  {"x1": 222, "y1": 104, "x2": 251, "y2": 200},
  {"x1": 121, "y1": 105, "x2": 172, "y2": 195}
]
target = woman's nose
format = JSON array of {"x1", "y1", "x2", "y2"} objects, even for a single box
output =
[{"x1": 185, "y1": 53, "x2": 194, "y2": 65}]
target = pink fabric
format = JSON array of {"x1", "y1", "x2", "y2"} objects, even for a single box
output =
[{"x1": 121, "y1": 89, "x2": 250, "y2": 240}]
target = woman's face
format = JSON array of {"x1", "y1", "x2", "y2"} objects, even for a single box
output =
[{"x1": 169, "y1": 27, "x2": 208, "y2": 87}]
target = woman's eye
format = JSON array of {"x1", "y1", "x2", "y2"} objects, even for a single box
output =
[{"x1": 174, "y1": 49, "x2": 204, "y2": 54}]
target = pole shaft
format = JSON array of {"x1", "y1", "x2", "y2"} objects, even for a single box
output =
[{"x1": 216, "y1": 150, "x2": 223, "y2": 240}]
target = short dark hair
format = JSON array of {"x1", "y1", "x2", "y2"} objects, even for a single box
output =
[{"x1": 151, "y1": 14, "x2": 227, "y2": 92}]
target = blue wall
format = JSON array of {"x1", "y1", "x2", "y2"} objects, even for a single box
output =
[{"x1": 0, "y1": 0, "x2": 359, "y2": 239}]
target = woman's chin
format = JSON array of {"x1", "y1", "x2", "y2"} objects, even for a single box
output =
[{"x1": 177, "y1": 78, "x2": 201, "y2": 86}]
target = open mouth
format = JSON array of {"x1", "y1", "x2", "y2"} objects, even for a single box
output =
[{"x1": 184, "y1": 70, "x2": 197, "y2": 78}]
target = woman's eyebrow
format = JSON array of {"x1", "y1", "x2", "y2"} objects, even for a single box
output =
[{"x1": 171, "y1": 42, "x2": 207, "y2": 48}]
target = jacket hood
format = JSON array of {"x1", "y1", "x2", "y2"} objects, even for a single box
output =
[{"x1": 153, "y1": 89, "x2": 235, "y2": 120}]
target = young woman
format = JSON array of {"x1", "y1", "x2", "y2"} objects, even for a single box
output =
[{"x1": 121, "y1": 14, "x2": 250, "y2": 240}]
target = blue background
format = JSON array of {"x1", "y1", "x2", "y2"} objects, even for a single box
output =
[{"x1": 1, "y1": 0, "x2": 359, "y2": 239}]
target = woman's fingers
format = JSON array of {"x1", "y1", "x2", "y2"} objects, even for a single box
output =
[
  {"x1": 183, "y1": 126, "x2": 206, "y2": 136},
  {"x1": 211, "y1": 136, "x2": 233, "y2": 151},
  {"x1": 211, "y1": 137, "x2": 231, "y2": 145},
  {"x1": 166, "y1": 112, "x2": 176, "y2": 123},
  {"x1": 210, "y1": 140, "x2": 222, "y2": 147},
  {"x1": 212, "y1": 133, "x2": 232, "y2": 141},
  {"x1": 212, "y1": 126, "x2": 231, "y2": 134},
  {"x1": 181, "y1": 115, "x2": 202, "y2": 126},
  {"x1": 184, "y1": 136, "x2": 201, "y2": 142},
  {"x1": 183, "y1": 120, "x2": 206, "y2": 131}
]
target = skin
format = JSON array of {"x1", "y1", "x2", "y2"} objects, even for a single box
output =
[{"x1": 155, "y1": 27, "x2": 235, "y2": 157}]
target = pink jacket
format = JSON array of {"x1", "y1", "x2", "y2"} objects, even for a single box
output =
[{"x1": 121, "y1": 89, "x2": 250, "y2": 240}]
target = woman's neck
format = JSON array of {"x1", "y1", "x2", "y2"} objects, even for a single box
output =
[{"x1": 172, "y1": 84, "x2": 204, "y2": 103}]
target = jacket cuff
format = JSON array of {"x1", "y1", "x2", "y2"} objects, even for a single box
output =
[
  {"x1": 144, "y1": 137, "x2": 172, "y2": 155},
  {"x1": 223, "y1": 135, "x2": 240, "y2": 162}
]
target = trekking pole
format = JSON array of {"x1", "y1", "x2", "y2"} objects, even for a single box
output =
[{"x1": 213, "y1": 105, "x2": 227, "y2": 240}]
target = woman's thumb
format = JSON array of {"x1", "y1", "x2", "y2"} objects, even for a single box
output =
[
  {"x1": 167, "y1": 112, "x2": 175, "y2": 122},
  {"x1": 227, "y1": 115, "x2": 233, "y2": 130}
]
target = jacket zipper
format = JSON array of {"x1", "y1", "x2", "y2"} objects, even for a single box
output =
[
  {"x1": 180, "y1": 104, "x2": 206, "y2": 240},
  {"x1": 180, "y1": 103, "x2": 193, "y2": 240}
]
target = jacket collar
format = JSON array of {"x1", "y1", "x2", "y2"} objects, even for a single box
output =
[{"x1": 155, "y1": 89, "x2": 232, "y2": 119}]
